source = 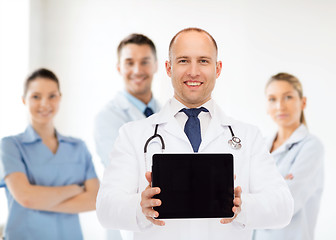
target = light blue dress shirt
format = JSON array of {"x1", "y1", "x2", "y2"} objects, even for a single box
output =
[
  {"x1": 0, "y1": 125, "x2": 97, "y2": 240},
  {"x1": 253, "y1": 124, "x2": 324, "y2": 240},
  {"x1": 123, "y1": 91, "x2": 157, "y2": 114}
]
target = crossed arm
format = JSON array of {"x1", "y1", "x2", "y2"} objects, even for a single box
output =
[{"x1": 5, "y1": 172, "x2": 99, "y2": 213}]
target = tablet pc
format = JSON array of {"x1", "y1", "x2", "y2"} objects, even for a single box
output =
[{"x1": 152, "y1": 153, "x2": 234, "y2": 219}]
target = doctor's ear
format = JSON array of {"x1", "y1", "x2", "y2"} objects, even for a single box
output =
[
  {"x1": 216, "y1": 61, "x2": 223, "y2": 79},
  {"x1": 117, "y1": 63, "x2": 121, "y2": 74},
  {"x1": 165, "y1": 61, "x2": 172, "y2": 77},
  {"x1": 301, "y1": 97, "x2": 307, "y2": 110}
]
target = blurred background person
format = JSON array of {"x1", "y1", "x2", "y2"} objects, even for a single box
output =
[
  {"x1": 94, "y1": 33, "x2": 160, "y2": 240},
  {"x1": 0, "y1": 68, "x2": 99, "y2": 240},
  {"x1": 94, "y1": 33, "x2": 160, "y2": 167},
  {"x1": 253, "y1": 73, "x2": 324, "y2": 240}
]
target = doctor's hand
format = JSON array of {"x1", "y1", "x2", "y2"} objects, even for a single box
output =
[
  {"x1": 220, "y1": 186, "x2": 242, "y2": 224},
  {"x1": 140, "y1": 171, "x2": 165, "y2": 226}
]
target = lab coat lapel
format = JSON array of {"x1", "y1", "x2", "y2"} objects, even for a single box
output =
[
  {"x1": 150, "y1": 101, "x2": 189, "y2": 143},
  {"x1": 115, "y1": 92, "x2": 145, "y2": 121},
  {"x1": 270, "y1": 124, "x2": 308, "y2": 155},
  {"x1": 199, "y1": 103, "x2": 233, "y2": 152}
]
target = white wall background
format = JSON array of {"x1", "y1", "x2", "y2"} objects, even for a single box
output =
[{"x1": 1, "y1": 0, "x2": 335, "y2": 239}]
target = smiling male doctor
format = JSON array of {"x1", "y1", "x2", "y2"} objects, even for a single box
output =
[{"x1": 96, "y1": 28, "x2": 294, "y2": 240}]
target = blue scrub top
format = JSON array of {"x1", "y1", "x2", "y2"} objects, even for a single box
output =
[{"x1": 0, "y1": 125, "x2": 97, "y2": 240}]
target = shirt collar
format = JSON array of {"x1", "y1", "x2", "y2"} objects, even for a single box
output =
[
  {"x1": 123, "y1": 90, "x2": 156, "y2": 113},
  {"x1": 170, "y1": 97, "x2": 214, "y2": 117},
  {"x1": 284, "y1": 124, "x2": 309, "y2": 146},
  {"x1": 19, "y1": 125, "x2": 76, "y2": 144},
  {"x1": 269, "y1": 124, "x2": 308, "y2": 153},
  {"x1": 20, "y1": 125, "x2": 42, "y2": 143},
  {"x1": 55, "y1": 130, "x2": 77, "y2": 143}
]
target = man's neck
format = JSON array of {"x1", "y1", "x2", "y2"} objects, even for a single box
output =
[{"x1": 129, "y1": 91, "x2": 152, "y2": 105}]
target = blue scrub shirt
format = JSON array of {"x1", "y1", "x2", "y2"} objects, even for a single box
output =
[{"x1": 0, "y1": 125, "x2": 97, "y2": 240}]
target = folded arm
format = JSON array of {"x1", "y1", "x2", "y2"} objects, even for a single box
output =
[
  {"x1": 286, "y1": 138, "x2": 324, "y2": 215},
  {"x1": 49, "y1": 178, "x2": 99, "y2": 213},
  {"x1": 5, "y1": 172, "x2": 84, "y2": 210}
]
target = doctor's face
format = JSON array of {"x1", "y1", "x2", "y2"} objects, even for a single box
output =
[
  {"x1": 266, "y1": 80, "x2": 306, "y2": 129},
  {"x1": 23, "y1": 77, "x2": 61, "y2": 126},
  {"x1": 118, "y1": 44, "x2": 158, "y2": 101},
  {"x1": 165, "y1": 31, "x2": 222, "y2": 108}
]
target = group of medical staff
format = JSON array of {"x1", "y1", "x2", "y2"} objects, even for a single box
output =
[{"x1": 0, "y1": 28, "x2": 324, "y2": 240}]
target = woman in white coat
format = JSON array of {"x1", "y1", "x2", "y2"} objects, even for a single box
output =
[{"x1": 253, "y1": 73, "x2": 324, "y2": 240}]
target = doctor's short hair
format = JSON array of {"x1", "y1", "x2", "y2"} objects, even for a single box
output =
[
  {"x1": 168, "y1": 27, "x2": 218, "y2": 60},
  {"x1": 23, "y1": 68, "x2": 60, "y2": 98},
  {"x1": 117, "y1": 33, "x2": 157, "y2": 62},
  {"x1": 266, "y1": 72, "x2": 306, "y2": 126}
]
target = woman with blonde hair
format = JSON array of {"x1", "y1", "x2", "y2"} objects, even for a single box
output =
[
  {"x1": 254, "y1": 73, "x2": 324, "y2": 240},
  {"x1": 0, "y1": 68, "x2": 99, "y2": 240}
]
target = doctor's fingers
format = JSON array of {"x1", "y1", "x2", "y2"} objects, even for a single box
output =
[
  {"x1": 234, "y1": 186, "x2": 242, "y2": 197},
  {"x1": 146, "y1": 216, "x2": 166, "y2": 226},
  {"x1": 141, "y1": 198, "x2": 162, "y2": 209},
  {"x1": 232, "y1": 205, "x2": 241, "y2": 215},
  {"x1": 233, "y1": 197, "x2": 241, "y2": 207},
  {"x1": 141, "y1": 187, "x2": 161, "y2": 199},
  {"x1": 142, "y1": 204, "x2": 159, "y2": 217},
  {"x1": 145, "y1": 171, "x2": 152, "y2": 184}
]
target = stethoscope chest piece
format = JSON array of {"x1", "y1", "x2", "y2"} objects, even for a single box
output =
[{"x1": 228, "y1": 136, "x2": 242, "y2": 150}]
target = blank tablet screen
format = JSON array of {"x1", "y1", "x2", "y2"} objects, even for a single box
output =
[{"x1": 152, "y1": 153, "x2": 234, "y2": 219}]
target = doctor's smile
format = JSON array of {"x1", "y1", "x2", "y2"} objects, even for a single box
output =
[{"x1": 185, "y1": 80, "x2": 202, "y2": 87}]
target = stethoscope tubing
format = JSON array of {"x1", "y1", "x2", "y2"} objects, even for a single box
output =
[{"x1": 144, "y1": 124, "x2": 242, "y2": 154}]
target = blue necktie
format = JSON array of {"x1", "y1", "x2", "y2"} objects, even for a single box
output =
[
  {"x1": 180, "y1": 107, "x2": 209, "y2": 152},
  {"x1": 144, "y1": 107, "x2": 154, "y2": 117}
]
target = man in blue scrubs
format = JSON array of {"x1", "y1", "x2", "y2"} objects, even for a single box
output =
[{"x1": 93, "y1": 34, "x2": 160, "y2": 240}]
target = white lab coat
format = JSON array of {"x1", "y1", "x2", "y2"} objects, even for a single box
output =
[
  {"x1": 253, "y1": 124, "x2": 324, "y2": 240},
  {"x1": 96, "y1": 99, "x2": 294, "y2": 240},
  {"x1": 94, "y1": 92, "x2": 160, "y2": 167}
]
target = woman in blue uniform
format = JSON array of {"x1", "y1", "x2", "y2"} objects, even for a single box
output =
[
  {"x1": 254, "y1": 73, "x2": 324, "y2": 240},
  {"x1": 0, "y1": 68, "x2": 99, "y2": 240}
]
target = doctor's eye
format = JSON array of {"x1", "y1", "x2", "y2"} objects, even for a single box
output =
[
  {"x1": 284, "y1": 95, "x2": 293, "y2": 100},
  {"x1": 49, "y1": 94, "x2": 57, "y2": 99},
  {"x1": 268, "y1": 97, "x2": 276, "y2": 102},
  {"x1": 178, "y1": 59, "x2": 188, "y2": 64},
  {"x1": 31, "y1": 95, "x2": 40, "y2": 100},
  {"x1": 141, "y1": 60, "x2": 149, "y2": 65},
  {"x1": 125, "y1": 61, "x2": 134, "y2": 67}
]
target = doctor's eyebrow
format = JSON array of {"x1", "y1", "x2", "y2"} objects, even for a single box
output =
[
  {"x1": 281, "y1": 91, "x2": 296, "y2": 95},
  {"x1": 175, "y1": 56, "x2": 190, "y2": 60},
  {"x1": 267, "y1": 91, "x2": 296, "y2": 97}
]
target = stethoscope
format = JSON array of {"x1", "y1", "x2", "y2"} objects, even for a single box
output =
[{"x1": 143, "y1": 124, "x2": 242, "y2": 169}]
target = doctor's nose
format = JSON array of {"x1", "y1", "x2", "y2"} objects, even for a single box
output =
[
  {"x1": 132, "y1": 63, "x2": 142, "y2": 74},
  {"x1": 187, "y1": 62, "x2": 200, "y2": 78},
  {"x1": 275, "y1": 99, "x2": 286, "y2": 110},
  {"x1": 41, "y1": 97, "x2": 48, "y2": 105}
]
